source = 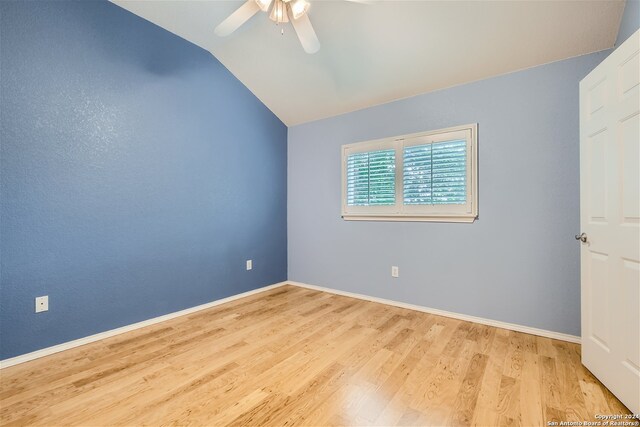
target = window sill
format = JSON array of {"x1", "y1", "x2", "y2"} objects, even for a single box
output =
[{"x1": 341, "y1": 214, "x2": 478, "y2": 223}]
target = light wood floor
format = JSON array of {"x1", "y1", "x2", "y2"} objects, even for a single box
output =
[{"x1": 0, "y1": 285, "x2": 631, "y2": 426}]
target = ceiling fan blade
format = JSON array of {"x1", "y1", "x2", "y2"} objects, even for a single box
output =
[
  {"x1": 289, "y1": 12, "x2": 320, "y2": 54},
  {"x1": 214, "y1": 0, "x2": 261, "y2": 37}
]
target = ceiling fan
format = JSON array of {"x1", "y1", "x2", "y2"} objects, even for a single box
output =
[{"x1": 214, "y1": 0, "x2": 365, "y2": 54}]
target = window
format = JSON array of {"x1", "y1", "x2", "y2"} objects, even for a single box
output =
[{"x1": 341, "y1": 124, "x2": 478, "y2": 222}]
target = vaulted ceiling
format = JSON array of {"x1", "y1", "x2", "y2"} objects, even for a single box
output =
[{"x1": 112, "y1": 0, "x2": 625, "y2": 125}]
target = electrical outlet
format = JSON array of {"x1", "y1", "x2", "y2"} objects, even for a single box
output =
[
  {"x1": 391, "y1": 266, "x2": 399, "y2": 278},
  {"x1": 246, "y1": 260, "x2": 252, "y2": 271},
  {"x1": 35, "y1": 296, "x2": 48, "y2": 313}
]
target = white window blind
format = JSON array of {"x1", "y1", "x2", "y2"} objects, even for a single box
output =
[
  {"x1": 346, "y1": 149, "x2": 395, "y2": 206},
  {"x1": 403, "y1": 139, "x2": 466, "y2": 206},
  {"x1": 341, "y1": 123, "x2": 477, "y2": 222}
]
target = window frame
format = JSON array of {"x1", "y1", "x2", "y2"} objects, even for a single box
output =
[{"x1": 341, "y1": 123, "x2": 478, "y2": 223}]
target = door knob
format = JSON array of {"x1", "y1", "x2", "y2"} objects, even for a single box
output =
[{"x1": 575, "y1": 233, "x2": 587, "y2": 243}]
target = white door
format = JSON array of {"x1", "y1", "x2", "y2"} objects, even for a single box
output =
[{"x1": 579, "y1": 29, "x2": 640, "y2": 414}]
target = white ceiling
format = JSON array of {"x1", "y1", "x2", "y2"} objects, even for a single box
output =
[{"x1": 112, "y1": 0, "x2": 625, "y2": 126}]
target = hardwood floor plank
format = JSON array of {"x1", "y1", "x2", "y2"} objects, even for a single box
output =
[
  {"x1": 447, "y1": 352, "x2": 488, "y2": 425},
  {"x1": 496, "y1": 375, "x2": 520, "y2": 420},
  {"x1": 503, "y1": 332, "x2": 525, "y2": 380},
  {"x1": 519, "y1": 352, "x2": 544, "y2": 427},
  {"x1": 540, "y1": 354, "x2": 563, "y2": 412},
  {"x1": 470, "y1": 330, "x2": 509, "y2": 426}
]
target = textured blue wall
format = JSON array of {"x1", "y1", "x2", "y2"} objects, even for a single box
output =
[
  {"x1": 616, "y1": 0, "x2": 640, "y2": 46},
  {"x1": 0, "y1": 1, "x2": 287, "y2": 359},
  {"x1": 288, "y1": 51, "x2": 609, "y2": 337}
]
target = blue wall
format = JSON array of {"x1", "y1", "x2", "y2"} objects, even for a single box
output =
[
  {"x1": 0, "y1": 1, "x2": 287, "y2": 360},
  {"x1": 288, "y1": 51, "x2": 609, "y2": 337},
  {"x1": 616, "y1": 0, "x2": 640, "y2": 46}
]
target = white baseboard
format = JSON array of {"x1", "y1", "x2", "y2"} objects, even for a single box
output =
[
  {"x1": 0, "y1": 282, "x2": 288, "y2": 369},
  {"x1": 285, "y1": 281, "x2": 581, "y2": 344},
  {"x1": 1, "y1": 279, "x2": 580, "y2": 369}
]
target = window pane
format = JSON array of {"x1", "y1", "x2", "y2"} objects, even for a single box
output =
[
  {"x1": 403, "y1": 139, "x2": 466, "y2": 205},
  {"x1": 346, "y1": 149, "x2": 395, "y2": 206}
]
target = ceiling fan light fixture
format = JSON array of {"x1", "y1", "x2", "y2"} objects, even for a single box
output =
[
  {"x1": 216, "y1": 0, "x2": 323, "y2": 53},
  {"x1": 289, "y1": 0, "x2": 310, "y2": 20},
  {"x1": 269, "y1": 0, "x2": 289, "y2": 23},
  {"x1": 254, "y1": 0, "x2": 273, "y2": 12}
]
